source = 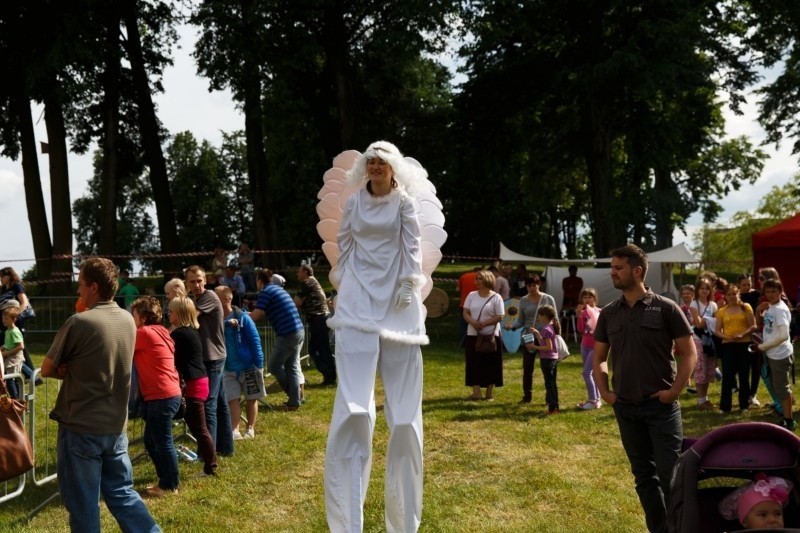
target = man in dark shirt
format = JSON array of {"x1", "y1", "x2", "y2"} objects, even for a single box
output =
[
  {"x1": 294, "y1": 265, "x2": 336, "y2": 385},
  {"x1": 593, "y1": 244, "x2": 696, "y2": 533}
]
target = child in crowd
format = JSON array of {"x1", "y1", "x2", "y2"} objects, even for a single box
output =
[
  {"x1": 1, "y1": 306, "x2": 24, "y2": 399},
  {"x1": 527, "y1": 304, "x2": 560, "y2": 414},
  {"x1": 678, "y1": 284, "x2": 700, "y2": 395},
  {"x1": 689, "y1": 278, "x2": 718, "y2": 410},
  {"x1": 214, "y1": 285, "x2": 265, "y2": 439},
  {"x1": 718, "y1": 473, "x2": 792, "y2": 529},
  {"x1": 575, "y1": 288, "x2": 600, "y2": 410},
  {"x1": 757, "y1": 279, "x2": 795, "y2": 430}
]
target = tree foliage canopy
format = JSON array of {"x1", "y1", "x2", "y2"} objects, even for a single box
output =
[{"x1": 1, "y1": 1, "x2": 799, "y2": 275}]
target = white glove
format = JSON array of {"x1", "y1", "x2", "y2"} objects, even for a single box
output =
[{"x1": 394, "y1": 280, "x2": 414, "y2": 310}]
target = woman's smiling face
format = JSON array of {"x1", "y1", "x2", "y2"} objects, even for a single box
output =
[{"x1": 367, "y1": 157, "x2": 392, "y2": 182}]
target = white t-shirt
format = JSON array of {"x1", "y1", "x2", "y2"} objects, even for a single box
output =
[
  {"x1": 763, "y1": 300, "x2": 793, "y2": 360},
  {"x1": 465, "y1": 291, "x2": 504, "y2": 336},
  {"x1": 690, "y1": 299, "x2": 718, "y2": 320},
  {"x1": 690, "y1": 299, "x2": 718, "y2": 338}
]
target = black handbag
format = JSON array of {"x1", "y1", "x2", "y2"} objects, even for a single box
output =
[{"x1": 475, "y1": 333, "x2": 497, "y2": 353}]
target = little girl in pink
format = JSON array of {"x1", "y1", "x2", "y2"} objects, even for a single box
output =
[
  {"x1": 576, "y1": 288, "x2": 601, "y2": 410},
  {"x1": 718, "y1": 473, "x2": 792, "y2": 529}
]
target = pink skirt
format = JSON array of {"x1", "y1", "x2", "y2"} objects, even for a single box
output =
[{"x1": 185, "y1": 376, "x2": 210, "y2": 401}]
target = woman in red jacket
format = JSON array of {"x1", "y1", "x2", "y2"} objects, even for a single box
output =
[{"x1": 132, "y1": 296, "x2": 182, "y2": 497}]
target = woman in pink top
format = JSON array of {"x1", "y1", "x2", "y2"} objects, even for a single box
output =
[
  {"x1": 132, "y1": 296, "x2": 182, "y2": 496},
  {"x1": 576, "y1": 288, "x2": 601, "y2": 410}
]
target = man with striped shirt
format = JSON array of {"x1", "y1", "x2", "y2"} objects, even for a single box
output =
[{"x1": 250, "y1": 269, "x2": 304, "y2": 411}]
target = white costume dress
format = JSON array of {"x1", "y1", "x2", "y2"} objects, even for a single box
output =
[{"x1": 317, "y1": 142, "x2": 445, "y2": 533}]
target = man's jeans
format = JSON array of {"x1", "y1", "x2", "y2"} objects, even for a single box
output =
[
  {"x1": 612, "y1": 398, "x2": 682, "y2": 533},
  {"x1": 204, "y1": 359, "x2": 234, "y2": 455},
  {"x1": 143, "y1": 396, "x2": 181, "y2": 490},
  {"x1": 269, "y1": 329, "x2": 304, "y2": 407},
  {"x1": 308, "y1": 314, "x2": 336, "y2": 382},
  {"x1": 57, "y1": 427, "x2": 160, "y2": 533}
]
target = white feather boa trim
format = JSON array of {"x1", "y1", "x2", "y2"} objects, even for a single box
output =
[{"x1": 326, "y1": 316, "x2": 430, "y2": 346}]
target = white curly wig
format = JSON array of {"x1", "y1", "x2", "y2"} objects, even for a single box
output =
[{"x1": 345, "y1": 140, "x2": 430, "y2": 198}]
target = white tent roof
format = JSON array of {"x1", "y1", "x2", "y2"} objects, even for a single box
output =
[
  {"x1": 498, "y1": 242, "x2": 604, "y2": 264},
  {"x1": 499, "y1": 241, "x2": 698, "y2": 265},
  {"x1": 498, "y1": 242, "x2": 699, "y2": 312},
  {"x1": 645, "y1": 242, "x2": 698, "y2": 263}
]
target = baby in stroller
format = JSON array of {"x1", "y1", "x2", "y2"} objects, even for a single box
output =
[
  {"x1": 669, "y1": 422, "x2": 800, "y2": 532},
  {"x1": 718, "y1": 473, "x2": 792, "y2": 529}
]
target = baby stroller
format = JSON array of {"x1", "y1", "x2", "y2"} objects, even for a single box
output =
[{"x1": 668, "y1": 422, "x2": 800, "y2": 532}]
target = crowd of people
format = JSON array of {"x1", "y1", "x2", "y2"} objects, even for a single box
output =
[
  {"x1": 3, "y1": 136, "x2": 797, "y2": 531},
  {"x1": 456, "y1": 248, "x2": 799, "y2": 532},
  {"x1": 455, "y1": 259, "x2": 798, "y2": 427},
  {"x1": 673, "y1": 268, "x2": 797, "y2": 429},
  {"x1": 458, "y1": 262, "x2": 594, "y2": 413},
  {"x1": 22, "y1": 252, "x2": 340, "y2": 532},
  {"x1": 3, "y1": 247, "x2": 799, "y2": 531},
  {"x1": 2, "y1": 139, "x2": 443, "y2": 532}
]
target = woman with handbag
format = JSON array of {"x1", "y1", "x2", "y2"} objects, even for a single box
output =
[
  {"x1": 131, "y1": 296, "x2": 182, "y2": 496},
  {"x1": 463, "y1": 270, "x2": 505, "y2": 401},
  {"x1": 688, "y1": 278, "x2": 719, "y2": 410}
]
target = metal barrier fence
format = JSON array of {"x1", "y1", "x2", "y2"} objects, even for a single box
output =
[{"x1": 1, "y1": 305, "x2": 318, "y2": 518}]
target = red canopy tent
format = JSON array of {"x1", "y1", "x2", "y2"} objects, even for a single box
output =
[{"x1": 752, "y1": 213, "x2": 800, "y2": 303}]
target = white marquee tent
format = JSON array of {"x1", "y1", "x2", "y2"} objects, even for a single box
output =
[{"x1": 498, "y1": 242, "x2": 699, "y2": 308}]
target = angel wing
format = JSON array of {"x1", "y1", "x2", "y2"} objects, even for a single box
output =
[{"x1": 316, "y1": 150, "x2": 447, "y2": 300}]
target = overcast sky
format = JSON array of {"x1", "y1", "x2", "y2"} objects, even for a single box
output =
[{"x1": 0, "y1": 25, "x2": 796, "y2": 274}]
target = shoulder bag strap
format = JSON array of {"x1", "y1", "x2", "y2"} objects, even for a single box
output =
[{"x1": 476, "y1": 294, "x2": 494, "y2": 322}]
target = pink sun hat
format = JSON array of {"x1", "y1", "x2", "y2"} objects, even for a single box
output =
[{"x1": 718, "y1": 472, "x2": 792, "y2": 525}]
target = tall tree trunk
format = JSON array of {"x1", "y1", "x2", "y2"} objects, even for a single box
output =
[
  {"x1": 653, "y1": 167, "x2": 676, "y2": 250},
  {"x1": 240, "y1": 0, "x2": 273, "y2": 261},
  {"x1": 581, "y1": 99, "x2": 618, "y2": 257},
  {"x1": 99, "y1": 7, "x2": 121, "y2": 258},
  {"x1": 13, "y1": 76, "x2": 53, "y2": 280},
  {"x1": 43, "y1": 91, "x2": 72, "y2": 285},
  {"x1": 123, "y1": 0, "x2": 179, "y2": 273},
  {"x1": 562, "y1": 217, "x2": 577, "y2": 259},
  {"x1": 322, "y1": 3, "x2": 357, "y2": 149}
]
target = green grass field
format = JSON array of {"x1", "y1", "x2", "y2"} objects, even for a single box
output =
[{"x1": 0, "y1": 276, "x2": 791, "y2": 532}]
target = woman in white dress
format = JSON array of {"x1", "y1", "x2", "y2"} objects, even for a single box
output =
[{"x1": 324, "y1": 141, "x2": 432, "y2": 533}]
